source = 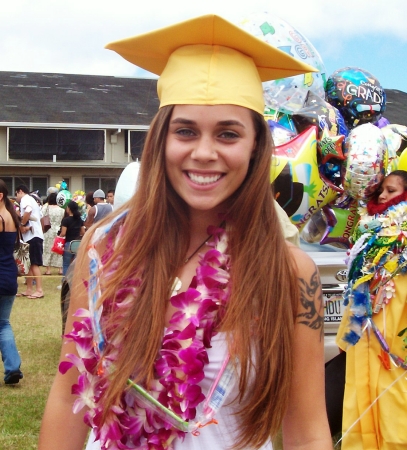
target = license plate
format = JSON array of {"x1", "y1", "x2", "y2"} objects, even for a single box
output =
[{"x1": 324, "y1": 293, "x2": 343, "y2": 323}]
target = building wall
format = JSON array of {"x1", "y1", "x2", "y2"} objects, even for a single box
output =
[{"x1": 0, "y1": 125, "x2": 131, "y2": 193}]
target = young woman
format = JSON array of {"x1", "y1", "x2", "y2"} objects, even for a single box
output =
[
  {"x1": 59, "y1": 200, "x2": 85, "y2": 276},
  {"x1": 0, "y1": 179, "x2": 23, "y2": 384},
  {"x1": 39, "y1": 15, "x2": 332, "y2": 450},
  {"x1": 337, "y1": 170, "x2": 407, "y2": 449}
]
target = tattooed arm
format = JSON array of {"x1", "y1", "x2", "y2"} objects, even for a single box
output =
[
  {"x1": 282, "y1": 244, "x2": 333, "y2": 450},
  {"x1": 297, "y1": 265, "x2": 324, "y2": 341}
]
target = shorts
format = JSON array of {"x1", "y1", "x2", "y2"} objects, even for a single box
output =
[{"x1": 27, "y1": 237, "x2": 43, "y2": 266}]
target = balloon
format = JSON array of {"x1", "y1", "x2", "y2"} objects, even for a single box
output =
[
  {"x1": 384, "y1": 124, "x2": 407, "y2": 153},
  {"x1": 271, "y1": 126, "x2": 339, "y2": 229},
  {"x1": 266, "y1": 119, "x2": 296, "y2": 146},
  {"x1": 114, "y1": 161, "x2": 141, "y2": 209},
  {"x1": 325, "y1": 67, "x2": 386, "y2": 128},
  {"x1": 72, "y1": 190, "x2": 87, "y2": 220},
  {"x1": 300, "y1": 209, "x2": 326, "y2": 243},
  {"x1": 375, "y1": 116, "x2": 390, "y2": 128},
  {"x1": 318, "y1": 127, "x2": 345, "y2": 164},
  {"x1": 300, "y1": 200, "x2": 359, "y2": 248},
  {"x1": 293, "y1": 91, "x2": 349, "y2": 137},
  {"x1": 381, "y1": 127, "x2": 401, "y2": 173},
  {"x1": 239, "y1": 12, "x2": 326, "y2": 114},
  {"x1": 292, "y1": 92, "x2": 348, "y2": 163},
  {"x1": 319, "y1": 201, "x2": 359, "y2": 248},
  {"x1": 342, "y1": 123, "x2": 386, "y2": 200},
  {"x1": 56, "y1": 189, "x2": 72, "y2": 209},
  {"x1": 319, "y1": 159, "x2": 344, "y2": 190},
  {"x1": 398, "y1": 149, "x2": 407, "y2": 171}
]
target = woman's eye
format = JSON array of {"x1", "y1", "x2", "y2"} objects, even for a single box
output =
[
  {"x1": 175, "y1": 128, "x2": 195, "y2": 137},
  {"x1": 219, "y1": 131, "x2": 239, "y2": 139}
]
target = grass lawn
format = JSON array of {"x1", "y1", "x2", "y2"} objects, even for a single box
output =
[{"x1": 0, "y1": 270, "x2": 64, "y2": 450}]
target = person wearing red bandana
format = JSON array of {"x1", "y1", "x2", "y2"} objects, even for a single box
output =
[
  {"x1": 337, "y1": 170, "x2": 407, "y2": 449},
  {"x1": 367, "y1": 170, "x2": 407, "y2": 215},
  {"x1": 39, "y1": 15, "x2": 332, "y2": 450}
]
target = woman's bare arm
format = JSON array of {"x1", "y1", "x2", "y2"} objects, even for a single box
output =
[{"x1": 282, "y1": 245, "x2": 333, "y2": 450}]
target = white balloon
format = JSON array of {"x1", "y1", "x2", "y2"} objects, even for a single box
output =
[
  {"x1": 114, "y1": 161, "x2": 141, "y2": 210},
  {"x1": 239, "y1": 12, "x2": 326, "y2": 114},
  {"x1": 343, "y1": 123, "x2": 386, "y2": 200}
]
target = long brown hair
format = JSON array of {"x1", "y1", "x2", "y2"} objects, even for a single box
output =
[
  {"x1": 0, "y1": 179, "x2": 20, "y2": 230},
  {"x1": 81, "y1": 105, "x2": 299, "y2": 448}
]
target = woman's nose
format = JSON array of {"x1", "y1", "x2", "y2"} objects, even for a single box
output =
[{"x1": 191, "y1": 136, "x2": 217, "y2": 161}]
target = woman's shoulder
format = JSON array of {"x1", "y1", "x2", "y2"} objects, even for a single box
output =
[
  {"x1": 287, "y1": 241, "x2": 318, "y2": 278},
  {"x1": 0, "y1": 210, "x2": 17, "y2": 232}
]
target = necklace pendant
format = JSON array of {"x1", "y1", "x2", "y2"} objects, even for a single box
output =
[{"x1": 171, "y1": 277, "x2": 182, "y2": 296}]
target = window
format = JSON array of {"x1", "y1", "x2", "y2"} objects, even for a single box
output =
[
  {"x1": 8, "y1": 128, "x2": 105, "y2": 161},
  {"x1": 2, "y1": 176, "x2": 49, "y2": 199},
  {"x1": 84, "y1": 177, "x2": 118, "y2": 195},
  {"x1": 125, "y1": 130, "x2": 147, "y2": 161}
]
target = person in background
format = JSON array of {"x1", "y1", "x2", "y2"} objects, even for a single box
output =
[
  {"x1": 85, "y1": 191, "x2": 95, "y2": 212},
  {"x1": 42, "y1": 192, "x2": 64, "y2": 276},
  {"x1": 84, "y1": 189, "x2": 113, "y2": 229},
  {"x1": 15, "y1": 184, "x2": 44, "y2": 299},
  {"x1": 0, "y1": 179, "x2": 23, "y2": 385},
  {"x1": 59, "y1": 200, "x2": 85, "y2": 277},
  {"x1": 106, "y1": 189, "x2": 115, "y2": 205},
  {"x1": 337, "y1": 169, "x2": 407, "y2": 449},
  {"x1": 39, "y1": 15, "x2": 332, "y2": 450}
]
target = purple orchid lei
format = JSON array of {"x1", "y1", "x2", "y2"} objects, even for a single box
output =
[{"x1": 59, "y1": 223, "x2": 230, "y2": 450}]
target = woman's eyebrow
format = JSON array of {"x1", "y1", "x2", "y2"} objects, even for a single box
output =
[
  {"x1": 170, "y1": 118, "x2": 196, "y2": 125},
  {"x1": 170, "y1": 118, "x2": 245, "y2": 128},
  {"x1": 218, "y1": 120, "x2": 245, "y2": 128}
]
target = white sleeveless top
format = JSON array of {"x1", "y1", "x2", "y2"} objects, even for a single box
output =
[{"x1": 85, "y1": 332, "x2": 273, "y2": 450}]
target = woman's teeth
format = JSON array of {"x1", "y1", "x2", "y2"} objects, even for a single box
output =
[{"x1": 188, "y1": 173, "x2": 222, "y2": 185}]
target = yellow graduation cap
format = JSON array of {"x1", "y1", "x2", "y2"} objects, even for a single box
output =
[{"x1": 106, "y1": 15, "x2": 317, "y2": 114}]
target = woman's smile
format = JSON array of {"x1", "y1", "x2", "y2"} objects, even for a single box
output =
[
  {"x1": 185, "y1": 171, "x2": 224, "y2": 186},
  {"x1": 165, "y1": 104, "x2": 256, "y2": 215}
]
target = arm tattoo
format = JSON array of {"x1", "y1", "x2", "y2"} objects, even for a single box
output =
[{"x1": 297, "y1": 268, "x2": 324, "y2": 340}]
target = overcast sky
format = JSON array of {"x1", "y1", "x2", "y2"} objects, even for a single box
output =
[{"x1": 2, "y1": 0, "x2": 407, "y2": 96}]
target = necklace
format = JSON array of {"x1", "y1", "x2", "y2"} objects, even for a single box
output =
[
  {"x1": 184, "y1": 234, "x2": 211, "y2": 264},
  {"x1": 61, "y1": 217, "x2": 231, "y2": 449}
]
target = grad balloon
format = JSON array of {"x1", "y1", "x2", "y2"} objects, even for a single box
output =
[
  {"x1": 319, "y1": 201, "x2": 359, "y2": 248},
  {"x1": 300, "y1": 200, "x2": 358, "y2": 248},
  {"x1": 342, "y1": 123, "x2": 386, "y2": 200},
  {"x1": 325, "y1": 67, "x2": 386, "y2": 128},
  {"x1": 271, "y1": 126, "x2": 339, "y2": 229},
  {"x1": 239, "y1": 12, "x2": 326, "y2": 114},
  {"x1": 56, "y1": 189, "x2": 72, "y2": 209}
]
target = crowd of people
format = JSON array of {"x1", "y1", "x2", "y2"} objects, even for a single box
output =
[{"x1": 0, "y1": 184, "x2": 115, "y2": 386}]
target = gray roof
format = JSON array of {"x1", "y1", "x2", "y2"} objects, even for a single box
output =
[
  {"x1": 384, "y1": 89, "x2": 407, "y2": 126},
  {"x1": 0, "y1": 70, "x2": 405, "y2": 128},
  {"x1": 0, "y1": 71, "x2": 159, "y2": 128}
]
